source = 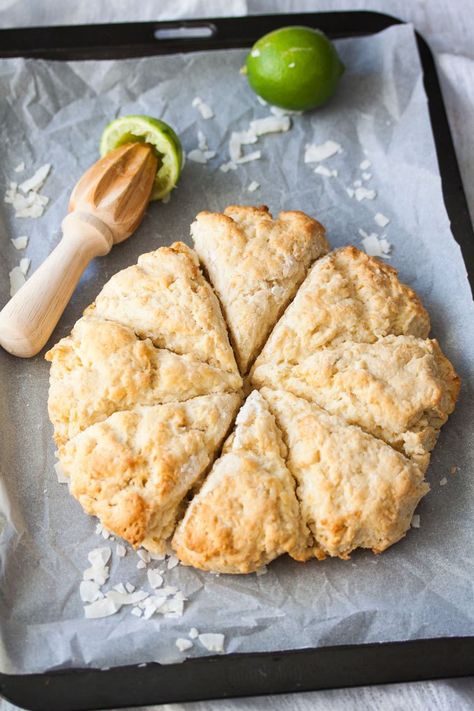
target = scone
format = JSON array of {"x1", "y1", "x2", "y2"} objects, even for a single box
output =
[
  {"x1": 46, "y1": 316, "x2": 242, "y2": 449},
  {"x1": 191, "y1": 205, "x2": 328, "y2": 374},
  {"x1": 252, "y1": 335, "x2": 460, "y2": 470},
  {"x1": 60, "y1": 393, "x2": 241, "y2": 553},
  {"x1": 172, "y1": 391, "x2": 308, "y2": 573},
  {"x1": 87, "y1": 242, "x2": 239, "y2": 375},
  {"x1": 261, "y1": 388, "x2": 429, "y2": 559},
  {"x1": 253, "y1": 246, "x2": 430, "y2": 370}
]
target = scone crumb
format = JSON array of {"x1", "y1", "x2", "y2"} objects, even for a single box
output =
[
  {"x1": 199, "y1": 633, "x2": 225, "y2": 653},
  {"x1": 176, "y1": 638, "x2": 193, "y2": 652},
  {"x1": 256, "y1": 565, "x2": 268, "y2": 576},
  {"x1": 450, "y1": 466, "x2": 458, "y2": 475}
]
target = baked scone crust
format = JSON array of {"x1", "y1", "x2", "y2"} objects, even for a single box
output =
[
  {"x1": 60, "y1": 393, "x2": 241, "y2": 553},
  {"x1": 191, "y1": 205, "x2": 329, "y2": 374},
  {"x1": 172, "y1": 391, "x2": 309, "y2": 573},
  {"x1": 46, "y1": 316, "x2": 242, "y2": 449},
  {"x1": 252, "y1": 335, "x2": 460, "y2": 470},
  {"x1": 253, "y1": 246, "x2": 431, "y2": 370},
  {"x1": 261, "y1": 388, "x2": 429, "y2": 559},
  {"x1": 88, "y1": 242, "x2": 239, "y2": 375}
]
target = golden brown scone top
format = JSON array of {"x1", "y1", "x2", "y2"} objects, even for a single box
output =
[
  {"x1": 191, "y1": 205, "x2": 329, "y2": 374},
  {"x1": 261, "y1": 388, "x2": 429, "y2": 560},
  {"x1": 252, "y1": 334, "x2": 460, "y2": 471},
  {"x1": 254, "y1": 246, "x2": 431, "y2": 370},
  {"x1": 61, "y1": 393, "x2": 241, "y2": 553},
  {"x1": 46, "y1": 316, "x2": 242, "y2": 449},
  {"x1": 87, "y1": 242, "x2": 239, "y2": 375},
  {"x1": 172, "y1": 390, "x2": 309, "y2": 573}
]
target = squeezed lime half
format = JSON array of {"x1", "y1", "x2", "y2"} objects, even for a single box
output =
[{"x1": 100, "y1": 115, "x2": 183, "y2": 200}]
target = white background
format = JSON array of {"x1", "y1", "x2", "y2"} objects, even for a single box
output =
[{"x1": 0, "y1": 1, "x2": 473, "y2": 710}]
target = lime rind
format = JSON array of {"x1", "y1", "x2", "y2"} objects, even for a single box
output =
[{"x1": 100, "y1": 115, "x2": 182, "y2": 200}]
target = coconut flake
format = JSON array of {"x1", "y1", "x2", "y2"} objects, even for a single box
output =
[
  {"x1": 116, "y1": 544, "x2": 126, "y2": 558},
  {"x1": 113, "y1": 583, "x2": 127, "y2": 594},
  {"x1": 176, "y1": 638, "x2": 193, "y2": 652},
  {"x1": 83, "y1": 566, "x2": 109, "y2": 586},
  {"x1": 9, "y1": 267, "x2": 25, "y2": 296},
  {"x1": 125, "y1": 582, "x2": 135, "y2": 593},
  {"x1": 188, "y1": 149, "x2": 208, "y2": 164},
  {"x1": 256, "y1": 96, "x2": 267, "y2": 106},
  {"x1": 147, "y1": 569, "x2": 164, "y2": 589},
  {"x1": 220, "y1": 161, "x2": 237, "y2": 173},
  {"x1": 19, "y1": 257, "x2": 30, "y2": 275},
  {"x1": 270, "y1": 106, "x2": 302, "y2": 117},
  {"x1": 304, "y1": 140, "x2": 342, "y2": 163},
  {"x1": 314, "y1": 165, "x2": 337, "y2": 177},
  {"x1": 249, "y1": 115, "x2": 290, "y2": 136},
  {"x1": 54, "y1": 460, "x2": 68, "y2": 484},
  {"x1": 131, "y1": 607, "x2": 143, "y2": 617},
  {"x1": 19, "y1": 164, "x2": 51, "y2": 194},
  {"x1": 353, "y1": 179, "x2": 362, "y2": 188},
  {"x1": 192, "y1": 97, "x2": 214, "y2": 120},
  {"x1": 362, "y1": 172, "x2": 372, "y2": 181},
  {"x1": 199, "y1": 633, "x2": 225, "y2": 653},
  {"x1": 411, "y1": 514, "x2": 421, "y2": 528},
  {"x1": 197, "y1": 130, "x2": 208, "y2": 151},
  {"x1": 106, "y1": 589, "x2": 149, "y2": 606},
  {"x1": 236, "y1": 150, "x2": 261, "y2": 164},
  {"x1": 360, "y1": 159, "x2": 371, "y2": 170},
  {"x1": 14, "y1": 162, "x2": 25, "y2": 173},
  {"x1": 137, "y1": 549, "x2": 151, "y2": 564},
  {"x1": 84, "y1": 597, "x2": 120, "y2": 619},
  {"x1": 374, "y1": 212, "x2": 390, "y2": 227},
  {"x1": 247, "y1": 181, "x2": 260, "y2": 193},
  {"x1": 361, "y1": 233, "x2": 392, "y2": 258},
  {"x1": 250, "y1": 48, "x2": 260, "y2": 58},
  {"x1": 167, "y1": 555, "x2": 179, "y2": 570},
  {"x1": 88, "y1": 547, "x2": 111, "y2": 568},
  {"x1": 189, "y1": 627, "x2": 199, "y2": 639},
  {"x1": 137, "y1": 560, "x2": 147, "y2": 570},
  {"x1": 11, "y1": 236, "x2": 28, "y2": 250},
  {"x1": 149, "y1": 552, "x2": 166, "y2": 561},
  {"x1": 440, "y1": 477, "x2": 448, "y2": 486},
  {"x1": 80, "y1": 580, "x2": 103, "y2": 603},
  {"x1": 354, "y1": 186, "x2": 376, "y2": 201}
]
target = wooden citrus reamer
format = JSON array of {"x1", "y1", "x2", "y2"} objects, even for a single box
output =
[{"x1": 0, "y1": 142, "x2": 158, "y2": 358}]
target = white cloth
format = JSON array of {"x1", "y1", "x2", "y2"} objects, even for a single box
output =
[{"x1": 0, "y1": 1, "x2": 473, "y2": 710}]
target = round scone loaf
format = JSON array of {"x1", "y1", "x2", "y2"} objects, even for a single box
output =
[{"x1": 46, "y1": 207, "x2": 460, "y2": 568}]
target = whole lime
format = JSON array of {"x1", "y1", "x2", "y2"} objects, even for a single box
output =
[{"x1": 245, "y1": 26, "x2": 345, "y2": 111}]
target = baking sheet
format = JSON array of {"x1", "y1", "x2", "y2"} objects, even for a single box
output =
[{"x1": 0, "y1": 24, "x2": 473, "y2": 675}]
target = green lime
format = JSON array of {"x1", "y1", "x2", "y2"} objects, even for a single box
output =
[
  {"x1": 245, "y1": 26, "x2": 344, "y2": 111},
  {"x1": 100, "y1": 115, "x2": 183, "y2": 200}
]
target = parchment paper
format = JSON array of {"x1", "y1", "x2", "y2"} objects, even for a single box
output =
[{"x1": 0, "y1": 24, "x2": 473, "y2": 675}]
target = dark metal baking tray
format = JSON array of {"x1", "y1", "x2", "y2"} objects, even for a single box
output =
[{"x1": 0, "y1": 11, "x2": 473, "y2": 711}]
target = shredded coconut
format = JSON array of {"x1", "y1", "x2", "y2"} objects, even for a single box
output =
[
  {"x1": 192, "y1": 97, "x2": 214, "y2": 120},
  {"x1": 125, "y1": 582, "x2": 135, "y2": 593},
  {"x1": 247, "y1": 180, "x2": 260, "y2": 192},
  {"x1": 137, "y1": 549, "x2": 151, "y2": 564},
  {"x1": 249, "y1": 115, "x2": 291, "y2": 136},
  {"x1": 14, "y1": 162, "x2": 25, "y2": 173},
  {"x1": 11, "y1": 236, "x2": 28, "y2": 250},
  {"x1": 199, "y1": 633, "x2": 225, "y2": 653},
  {"x1": 235, "y1": 150, "x2": 261, "y2": 164},
  {"x1": 189, "y1": 627, "x2": 199, "y2": 639},
  {"x1": 106, "y1": 589, "x2": 149, "y2": 606},
  {"x1": 304, "y1": 140, "x2": 342, "y2": 163},
  {"x1": 54, "y1": 460, "x2": 68, "y2": 484},
  {"x1": 270, "y1": 105, "x2": 302, "y2": 117},
  {"x1": 360, "y1": 159, "x2": 371, "y2": 170},
  {"x1": 88, "y1": 547, "x2": 111, "y2": 568},
  {"x1": 411, "y1": 514, "x2": 421, "y2": 528},
  {"x1": 353, "y1": 179, "x2": 362, "y2": 188},
  {"x1": 137, "y1": 560, "x2": 146, "y2": 570},
  {"x1": 374, "y1": 212, "x2": 390, "y2": 227},
  {"x1": 131, "y1": 607, "x2": 143, "y2": 617},
  {"x1": 440, "y1": 477, "x2": 448, "y2": 486},
  {"x1": 354, "y1": 186, "x2": 377, "y2": 201},
  {"x1": 220, "y1": 161, "x2": 237, "y2": 173},
  {"x1": 116, "y1": 544, "x2": 126, "y2": 558},
  {"x1": 256, "y1": 96, "x2": 267, "y2": 106},
  {"x1": 362, "y1": 172, "x2": 372, "y2": 180},
  {"x1": 19, "y1": 164, "x2": 51, "y2": 194},
  {"x1": 167, "y1": 555, "x2": 180, "y2": 570}
]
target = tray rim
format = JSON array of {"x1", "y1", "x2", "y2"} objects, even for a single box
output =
[{"x1": 0, "y1": 10, "x2": 473, "y2": 710}]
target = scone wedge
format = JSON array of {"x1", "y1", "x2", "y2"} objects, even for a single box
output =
[
  {"x1": 60, "y1": 393, "x2": 241, "y2": 553},
  {"x1": 261, "y1": 388, "x2": 429, "y2": 560},
  {"x1": 46, "y1": 316, "x2": 242, "y2": 449},
  {"x1": 254, "y1": 246, "x2": 430, "y2": 370},
  {"x1": 172, "y1": 390, "x2": 309, "y2": 573},
  {"x1": 253, "y1": 335, "x2": 460, "y2": 471},
  {"x1": 87, "y1": 242, "x2": 239, "y2": 375},
  {"x1": 191, "y1": 205, "x2": 328, "y2": 374}
]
